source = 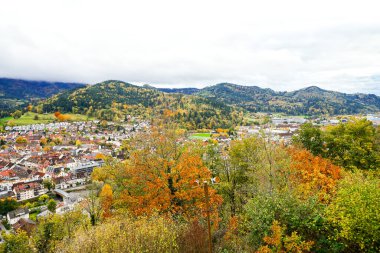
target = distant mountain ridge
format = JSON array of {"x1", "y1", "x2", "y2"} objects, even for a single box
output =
[
  {"x1": 0, "y1": 78, "x2": 85, "y2": 115},
  {"x1": 0, "y1": 78, "x2": 85, "y2": 99},
  {"x1": 155, "y1": 82, "x2": 380, "y2": 114},
  {"x1": 194, "y1": 83, "x2": 380, "y2": 115},
  {"x1": 2, "y1": 78, "x2": 380, "y2": 117}
]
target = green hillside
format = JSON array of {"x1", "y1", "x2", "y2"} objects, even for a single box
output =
[
  {"x1": 5, "y1": 79, "x2": 380, "y2": 126},
  {"x1": 38, "y1": 80, "x2": 245, "y2": 129},
  {"x1": 0, "y1": 78, "x2": 85, "y2": 117},
  {"x1": 196, "y1": 83, "x2": 380, "y2": 115}
]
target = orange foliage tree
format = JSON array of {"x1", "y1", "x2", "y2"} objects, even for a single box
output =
[
  {"x1": 99, "y1": 183, "x2": 113, "y2": 218},
  {"x1": 257, "y1": 220, "x2": 314, "y2": 253},
  {"x1": 15, "y1": 136, "x2": 27, "y2": 144},
  {"x1": 54, "y1": 111, "x2": 71, "y2": 122},
  {"x1": 288, "y1": 147, "x2": 342, "y2": 202},
  {"x1": 95, "y1": 153, "x2": 106, "y2": 160},
  {"x1": 117, "y1": 127, "x2": 223, "y2": 224}
]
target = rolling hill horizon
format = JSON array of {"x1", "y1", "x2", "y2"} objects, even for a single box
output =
[
  {"x1": 1, "y1": 77, "x2": 379, "y2": 96},
  {"x1": 1, "y1": 78, "x2": 380, "y2": 117}
]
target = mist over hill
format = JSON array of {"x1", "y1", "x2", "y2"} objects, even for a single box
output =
[{"x1": 0, "y1": 78, "x2": 85, "y2": 113}]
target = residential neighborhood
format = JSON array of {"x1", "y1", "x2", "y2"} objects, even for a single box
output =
[{"x1": 0, "y1": 119, "x2": 150, "y2": 237}]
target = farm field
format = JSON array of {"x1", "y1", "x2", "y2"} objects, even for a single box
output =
[{"x1": 0, "y1": 112, "x2": 93, "y2": 126}]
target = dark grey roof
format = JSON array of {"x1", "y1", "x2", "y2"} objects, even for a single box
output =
[{"x1": 7, "y1": 208, "x2": 29, "y2": 219}]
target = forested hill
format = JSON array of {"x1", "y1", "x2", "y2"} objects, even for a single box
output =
[
  {"x1": 0, "y1": 78, "x2": 85, "y2": 100},
  {"x1": 0, "y1": 78, "x2": 85, "y2": 115},
  {"x1": 14, "y1": 78, "x2": 380, "y2": 119},
  {"x1": 38, "y1": 80, "x2": 244, "y2": 129},
  {"x1": 194, "y1": 83, "x2": 380, "y2": 115}
]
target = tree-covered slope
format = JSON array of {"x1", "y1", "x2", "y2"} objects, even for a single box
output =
[
  {"x1": 39, "y1": 80, "x2": 244, "y2": 129},
  {"x1": 196, "y1": 83, "x2": 380, "y2": 115},
  {"x1": 0, "y1": 78, "x2": 85, "y2": 116},
  {"x1": 284, "y1": 86, "x2": 380, "y2": 114},
  {"x1": 11, "y1": 79, "x2": 380, "y2": 121},
  {"x1": 0, "y1": 78, "x2": 85, "y2": 100}
]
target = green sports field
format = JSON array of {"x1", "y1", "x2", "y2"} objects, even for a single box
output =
[{"x1": 189, "y1": 132, "x2": 212, "y2": 140}]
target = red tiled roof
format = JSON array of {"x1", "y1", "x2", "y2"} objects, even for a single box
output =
[{"x1": 13, "y1": 182, "x2": 42, "y2": 193}]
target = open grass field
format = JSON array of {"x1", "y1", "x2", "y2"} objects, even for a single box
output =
[
  {"x1": 0, "y1": 116, "x2": 12, "y2": 126},
  {"x1": 0, "y1": 112, "x2": 93, "y2": 126},
  {"x1": 189, "y1": 132, "x2": 212, "y2": 140}
]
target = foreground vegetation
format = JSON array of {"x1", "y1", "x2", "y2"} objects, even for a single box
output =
[{"x1": 1, "y1": 120, "x2": 379, "y2": 253}]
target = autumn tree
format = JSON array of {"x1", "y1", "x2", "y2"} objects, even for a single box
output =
[
  {"x1": 239, "y1": 136, "x2": 333, "y2": 251},
  {"x1": 11, "y1": 110, "x2": 22, "y2": 119},
  {"x1": 294, "y1": 119, "x2": 380, "y2": 170},
  {"x1": 43, "y1": 179, "x2": 55, "y2": 192},
  {"x1": 47, "y1": 199, "x2": 57, "y2": 213},
  {"x1": 323, "y1": 119, "x2": 380, "y2": 170},
  {"x1": 94, "y1": 153, "x2": 106, "y2": 160},
  {"x1": 55, "y1": 215, "x2": 179, "y2": 253},
  {"x1": 15, "y1": 136, "x2": 27, "y2": 144},
  {"x1": 244, "y1": 192, "x2": 325, "y2": 251},
  {"x1": 212, "y1": 137, "x2": 259, "y2": 216},
  {"x1": 210, "y1": 134, "x2": 291, "y2": 219},
  {"x1": 75, "y1": 140, "x2": 82, "y2": 147},
  {"x1": 38, "y1": 194, "x2": 49, "y2": 203},
  {"x1": 54, "y1": 111, "x2": 71, "y2": 122},
  {"x1": 99, "y1": 183, "x2": 113, "y2": 218},
  {"x1": 326, "y1": 171, "x2": 380, "y2": 252},
  {"x1": 257, "y1": 220, "x2": 314, "y2": 253},
  {"x1": 33, "y1": 211, "x2": 88, "y2": 253},
  {"x1": 92, "y1": 157, "x2": 123, "y2": 184},
  {"x1": 82, "y1": 182, "x2": 103, "y2": 226},
  {"x1": 40, "y1": 137, "x2": 47, "y2": 146},
  {"x1": 110, "y1": 126, "x2": 222, "y2": 223},
  {"x1": 0, "y1": 230, "x2": 33, "y2": 253},
  {"x1": 288, "y1": 147, "x2": 341, "y2": 202}
]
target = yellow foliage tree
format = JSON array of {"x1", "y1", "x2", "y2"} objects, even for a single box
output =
[{"x1": 99, "y1": 184, "x2": 113, "y2": 218}]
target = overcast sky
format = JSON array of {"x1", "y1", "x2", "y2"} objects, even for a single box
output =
[{"x1": 1, "y1": 0, "x2": 380, "y2": 94}]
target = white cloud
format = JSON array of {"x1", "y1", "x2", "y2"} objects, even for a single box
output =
[{"x1": 0, "y1": 0, "x2": 379, "y2": 94}]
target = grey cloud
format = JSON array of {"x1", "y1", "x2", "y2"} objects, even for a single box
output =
[{"x1": 0, "y1": 0, "x2": 379, "y2": 95}]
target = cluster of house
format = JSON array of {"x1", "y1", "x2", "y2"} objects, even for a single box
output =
[
  {"x1": 0, "y1": 120, "x2": 150, "y2": 202},
  {"x1": 237, "y1": 117, "x2": 306, "y2": 143},
  {"x1": 236, "y1": 114, "x2": 379, "y2": 143},
  {"x1": 366, "y1": 114, "x2": 380, "y2": 126},
  {"x1": 0, "y1": 119, "x2": 150, "y2": 239},
  {"x1": 0, "y1": 187, "x2": 88, "y2": 238},
  {"x1": 4, "y1": 207, "x2": 36, "y2": 235}
]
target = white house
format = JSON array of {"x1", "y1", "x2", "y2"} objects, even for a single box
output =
[{"x1": 7, "y1": 208, "x2": 29, "y2": 225}]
